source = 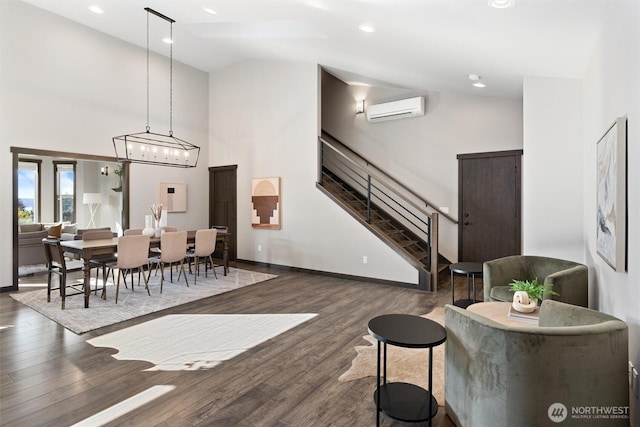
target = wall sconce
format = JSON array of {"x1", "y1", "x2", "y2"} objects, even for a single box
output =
[
  {"x1": 101, "y1": 166, "x2": 109, "y2": 176},
  {"x1": 355, "y1": 99, "x2": 365, "y2": 114}
]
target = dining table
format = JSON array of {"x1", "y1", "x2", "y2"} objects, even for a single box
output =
[{"x1": 60, "y1": 231, "x2": 230, "y2": 308}]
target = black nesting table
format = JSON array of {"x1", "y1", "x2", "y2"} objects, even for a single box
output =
[
  {"x1": 368, "y1": 314, "x2": 447, "y2": 427},
  {"x1": 449, "y1": 262, "x2": 483, "y2": 309}
]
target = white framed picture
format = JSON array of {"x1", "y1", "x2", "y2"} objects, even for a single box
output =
[
  {"x1": 159, "y1": 183, "x2": 187, "y2": 212},
  {"x1": 596, "y1": 116, "x2": 627, "y2": 272}
]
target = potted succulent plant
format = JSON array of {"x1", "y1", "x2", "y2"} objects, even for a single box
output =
[{"x1": 510, "y1": 278, "x2": 558, "y2": 303}]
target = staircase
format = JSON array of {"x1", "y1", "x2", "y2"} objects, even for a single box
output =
[{"x1": 316, "y1": 132, "x2": 457, "y2": 291}]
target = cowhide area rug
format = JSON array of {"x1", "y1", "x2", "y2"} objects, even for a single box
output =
[{"x1": 338, "y1": 307, "x2": 445, "y2": 404}]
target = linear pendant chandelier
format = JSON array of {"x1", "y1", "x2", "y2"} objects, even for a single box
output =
[{"x1": 113, "y1": 8, "x2": 200, "y2": 168}]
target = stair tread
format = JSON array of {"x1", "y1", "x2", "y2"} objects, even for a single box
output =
[{"x1": 370, "y1": 219, "x2": 391, "y2": 224}]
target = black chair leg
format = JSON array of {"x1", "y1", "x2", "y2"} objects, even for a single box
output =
[
  {"x1": 210, "y1": 255, "x2": 217, "y2": 279},
  {"x1": 61, "y1": 271, "x2": 67, "y2": 310},
  {"x1": 47, "y1": 271, "x2": 53, "y2": 302}
]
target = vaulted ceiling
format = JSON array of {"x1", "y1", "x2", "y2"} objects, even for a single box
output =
[{"x1": 21, "y1": 0, "x2": 610, "y2": 98}]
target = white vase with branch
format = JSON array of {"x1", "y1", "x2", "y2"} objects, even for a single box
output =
[{"x1": 150, "y1": 203, "x2": 163, "y2": 237}]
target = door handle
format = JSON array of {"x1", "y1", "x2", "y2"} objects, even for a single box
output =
[{"x1": 464, "y1": 221, "x2": 470, "y2": 225}]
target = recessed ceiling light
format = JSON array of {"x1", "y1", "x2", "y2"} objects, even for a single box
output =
[
  {"x1": 469, "y1": 74, "x2": 486, "y2": 88},
  {"x1": 203, "y1": 7, "x2": 217, "y2": 15},
  {"x1": 88, "y1": 5, "x2": 104, "y2": 14},
  {"x1": 162, "y1": 37, "x2": 173, "y2": 44},
  {"x1": 489, "y1": 0, "x2": 515, "y2": 9},
  {"x1": 358, "y1": 24, "x2": 375, "y2": 33}
]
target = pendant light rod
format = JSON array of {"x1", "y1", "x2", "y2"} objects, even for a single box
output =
[
  {"x1": 169, "y1": 17, "x2": 173, "y2": 135},
  {"x1": 143, "y1": 7, "x2": 175, "y2": 23},
  {"x1": 146, "y1": 10, "x2": 149, "y2": 131},
  {"x1": 144, "y1": 7, "x2": 174, "y2": 135}
]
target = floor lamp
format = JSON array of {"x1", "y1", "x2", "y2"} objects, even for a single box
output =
[{"x1": 83, "y1": 193, "x2": 102, "y2": 228}]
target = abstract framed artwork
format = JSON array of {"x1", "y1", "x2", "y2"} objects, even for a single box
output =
[
  {"x1": 251, "y1": 177, "x2": 281, "y2": 229},
  {"x1": 596, "y1": 116, "x2": 627, "y2": 272},
  {"x1": 158, "y1": 183, "x2": 187, "y2": 212}
]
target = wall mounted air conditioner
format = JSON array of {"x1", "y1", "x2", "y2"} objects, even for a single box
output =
[{"x1": 366, "y1": 96, "x2": 425, "y2": 123}]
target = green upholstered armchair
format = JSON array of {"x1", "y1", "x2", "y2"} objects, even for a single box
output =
[
  {"x1": 483, "y1": 255, "x2": 588, "y2": 307},
  {"x1": 444, "y1": 300, "x2": 629, "y2": 427}
]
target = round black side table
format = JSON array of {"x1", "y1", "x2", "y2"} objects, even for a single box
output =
[
  {"x1": 449, "y1": 262, "x2": 483, "y2": 309},
  {"x1": 368, "y1": 314, "x2": 447, "y2": 427}
]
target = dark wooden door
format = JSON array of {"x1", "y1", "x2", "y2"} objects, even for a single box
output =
[
  {"x1": 209, "y1": 165, "x2": 237, "y2": 261},
  {"x1": 458, "y1": 150, "x2": 522, "y2": 262}
]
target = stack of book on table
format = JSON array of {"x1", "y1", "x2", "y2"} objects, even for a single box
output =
[{"x1": 507, "y1": 305, "x2": 540, "y2": 324}]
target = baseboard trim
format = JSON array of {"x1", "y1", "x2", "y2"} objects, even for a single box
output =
[{"x1": 235, "y1": 259, "x2": 420, "y2": 290}]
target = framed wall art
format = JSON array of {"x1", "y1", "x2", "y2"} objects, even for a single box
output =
[
  {"x1": 251, "y1": 177, "x2": 281, "y2": 229},
  {"x1": 596, "y1": 116, "x2": 627, "y2": 272},
  {"x1": 158, "y1": 183, "x2": 187, "y2": 212}
]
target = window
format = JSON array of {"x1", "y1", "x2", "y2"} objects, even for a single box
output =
[
  {"x1": 18, "y1": 160, "x2": 41, "y2": 224},
  {"x1": 54, "y1": 161, "x2": 76, "y2": 223}
]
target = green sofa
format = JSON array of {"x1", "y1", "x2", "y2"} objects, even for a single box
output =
[
  {"x1": 444, "y1": 300, "x2": 629, "y2": 426},
  {"x1": 483, "y1": 255, "x2": 588, "y2": 307}
]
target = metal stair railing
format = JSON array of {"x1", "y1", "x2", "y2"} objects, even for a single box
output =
[{"x1": 317, "y1": 132, "x2": 458, "y2": 290}]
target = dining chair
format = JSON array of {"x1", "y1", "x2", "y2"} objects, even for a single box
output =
[
  {"x1": 125, "y1": 228, "x2": 153, "y2": 277},
  {"x1": 42, "y1": 238, "x2": 85, "y2": 309},
  {"x1": 149, "y1": 231, "x2": 189, "y2": 293},
  {"x1": 115, "y1": 234, "x2": 151, "y2": 304},
  {"x1": 186, "y1": 229, "x2": 218, "y2": 284},
  {"x1": 124, "y1": 228, "x2": 147, "y2": 267},
  {"x1": 149, "y1": 226, "x2": 179, "y2": 256},
  {"x1": 82, "y1": 230, "x2": 117, "y2": 297}
]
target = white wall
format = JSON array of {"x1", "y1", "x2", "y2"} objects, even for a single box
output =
[
  {"x1": 209, "y1": 60, "x2": 417, "y2": 283},
  {"x1": 321, "y1": 71, "x2": 524, "y2": 262},
  {"x1": 1, "y1": 0, "x2": 209, "y2": 289},
  {"x1": 522, "y1": 77, "x2": 584, "y2": 261},
  {"x1": 524, "y1": 2, "x2": 639, "y2": 423},
  {"x1": 583, "y1": 1, "x2": 640, "y2": 423}
]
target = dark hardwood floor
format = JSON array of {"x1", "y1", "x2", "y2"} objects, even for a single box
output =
[{"x1": 1, "y1": 263, "x2": 480, "y2": 426}]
